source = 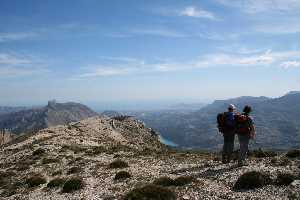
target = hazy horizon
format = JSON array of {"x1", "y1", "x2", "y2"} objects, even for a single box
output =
[{"x1": 1, "y1": 0, "x2": 300, "y2": 105}]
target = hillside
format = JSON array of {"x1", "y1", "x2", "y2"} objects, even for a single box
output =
[
  {"x1": 131, "y1": 93, "x2": 300, "y2": 150},
  {"x1": 0, "y1": 101, "x2": 98, "y2": 135},
  {"x1": 0, "y1": 117, "x2": 300, "y2": 199},
  {"x1": 0, "y1": 107, "x2": 27, "y2": 116}
]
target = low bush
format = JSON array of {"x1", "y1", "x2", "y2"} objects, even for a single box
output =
[
  {"x1": 32, "y1": 148, "x2": 46, "y2": 156},
  {"x1": 47, "y1": 177, "x2": 66, "y2": 188},
  {"x1": 85, "y1": 146, "x2": 106, "y2": 156},
  {"x1": 173, "y1": 176, "x2": 194, "y2": 186},
  {"x1": 109, "y1": 159, "x2": 129, "y2": 169},
  {"x1": 52, "y1": 170, "x2": 62, "y2": 176},
  {"x1": 275, "y1": 173, "x2": 295, "y2": 186},
  {"x1": 114, "y1": 171, "x2": 131, "y2": 180},
  {"x1": 26, "y1": 175, "x2": 47, "y2": 187},
  {"x1": 286, "y1": 150, "x2": 300, "y2": 158},
  {"x1": 124, "y1": 184, "x2": 176, "y2": 200},
  {"x1": 62, "y1": 177, "x2": 84, "y2": 193},
  {"x1": 153, "y1": 177, "x2": 175, "y2": 186},
  {"x1": 67, "y1": 167, "x2": 82, "y2": 174},
  {"x1": 249, "y1": 149, "x2": 277, "y2": 158},
  {"x1": 233, "y1": 171, "x2": 272, "y2": 190},
  {"x1": 42, "y1": 157, "x2": 60, "y2": 164}
]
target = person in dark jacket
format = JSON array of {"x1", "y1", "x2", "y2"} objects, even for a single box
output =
[
  {"x1": 237, "y1": 105, "x2": 256, "y2": 166},
  {"x1": 221, "y1": 104, "x2": 237, "y2": 164}
]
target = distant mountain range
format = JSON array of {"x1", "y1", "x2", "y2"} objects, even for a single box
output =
[
  {"x1": 129, "y1": 92, "x2": 300, "y2": 150},
  {"x1": 0, "y1": 100, "x2": 98, "y2": 135},
  {"x1": 0, "y1": 106, "x2": 28, "y2": 115}
]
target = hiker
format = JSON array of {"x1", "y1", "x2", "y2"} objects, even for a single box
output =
[
  {"x1": 217, "y1": 104, "x2": 237, "y2": 164},
  {"x1": 235, "y1": 105, "x2": 256, "y2": 166}
]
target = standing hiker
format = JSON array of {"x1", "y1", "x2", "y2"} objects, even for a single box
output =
[
  {"x1": 235, "y1": 105, "x2": 256, "y2": 166},
  {"x1": 217, "y1": 104, "x2": 237, "y2": 164}
]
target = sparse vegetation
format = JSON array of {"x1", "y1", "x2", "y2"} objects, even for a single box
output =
[
  {"x1": 153, "y1": 177, "x2": 175, "y2": 186},
  {"x1": 114, "y1": 171, "x2": 131, "y2": 180},
  {"x1": 173, "y1": 176, "x2": 194, "y2": 186},
  {"x1": 112, "y1": 115, "x2": 131, "y2": 121},
  {"x1": 249, "y1": 149, "x2": 277, "y2": 158},
  {"x1": 62, "y1": 177, "x2": 84, "y2": 193},
  {"x1": 286, "y1": 149, "x2": 300, "y2": 158},
  {"x1": 85, "y1": 146, "x2": 106, "y2": 156},
  {"x1": 26, "y1": 175, "x2": 47, "y2": 187},
  {"x1": 233, "y1": 171, "x2": 272, "y2": 190},
  {"x1": 124, "y1": 184, "x2": 176, "y2": 200},
  {"x1": 32, "y1": 148, "x2": 46, "y2": 156},
  {"x1": 61, "y1": 145, "x2": 85, "y2": 154},
  {"x1": 0, "y1": 171, "x2": 16, "y2": 187},
  {"x1": 42, "y1": 157, "x2": 60, "y2": 164},
  {"x1": 52, "y1": 170, "x2": 63, "y2": 176},
  {"x1": 67, "y1": 167, "x2": 82, "y2": 174},
  {"x1": 109, "y1": 159, "x2": 129, "y2": 169},
  {"x1": 47, "y1": 177, "x2": 66, "y2": 188},
  {"x1": 275, "y1": 173, "x2": 295, "y2": 186},
  {"x1": 153, "y1": 176, "x2": 194, "y2": 187}
]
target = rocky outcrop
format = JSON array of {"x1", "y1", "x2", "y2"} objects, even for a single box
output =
[
  {"x1": 0, "y1": 116, "x2": 299, "y2": 199},
  {"x1": 0, "y1": 101, "x2": 99, "y2": 135}
]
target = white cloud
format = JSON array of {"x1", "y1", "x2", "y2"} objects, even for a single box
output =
[
  {"x1": 217, "y1": 0, "x2": 300, "y2": 13},
  {"x1": 255, "y1": 22, "x2": 300, "y2": 34},
  {"x1": 73, "y1": 50, "x2": 300, "y2": 79},
  {"x1": 179, "y1": 6, "x2": 216, "y2": 20},
  {"x1": 0, "y1": 54, "x2": 32, "y2": 65},
  {"x1": 280, "y1": 61, "x2": 300, "y2": 68},
  {"x1": 0, "y1": 53, "x2": 49, "y2": 77},
  {"x1": 0, "y1": 66, "x2": 48, "y2": 77},
  {"x1": 131, "y1": 28, "x2": 187, "y2": 38},
  {"x1": 0, "y1": 32, "x2": 37, "y2": 43},
  {"x1": 79, "y1": 67, "x2": 132, "y2": 77}
]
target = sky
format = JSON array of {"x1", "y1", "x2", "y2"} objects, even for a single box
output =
[{"x1": 0, "y1": 0, "x2": 300, "y2": 107}]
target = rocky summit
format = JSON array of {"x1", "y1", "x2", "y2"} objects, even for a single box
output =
[
  {"x1": 0, "y1": 101, "x2": 99, "y2": 136},
  {"x1": 0, "y1": 116, "x2": 300, "y2": 200}
]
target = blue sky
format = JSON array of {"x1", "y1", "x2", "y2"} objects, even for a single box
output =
[{"x1": 0, "y1": 0, "x2": 300, "y2": 106}]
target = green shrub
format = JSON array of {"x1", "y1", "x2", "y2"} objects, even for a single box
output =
[
  {"x1": 275, "y1": 173, "x2": 295, "y2": 186},
  {"x1": 286, "y1": 150, "x2": 300, "y2": 158},
  {"x1": 114, "y1": 171, "x2": 131, "y2": 180},
  {"x1": 47, "y1": 178, "x2": 66, "y2": 188},
  {"x1": 233, "y1": 171, "x2": 272, "y2": 190},
  {"x1": 0, "y1": 171, "x2": 16, "y2": 187},
  {"x1": 26, "y1": 175, "x2": 47, "y2": 187},
  {"x1": 61, "y1": 145, "x2": 85, "y2": 154},
  {"x1": 42, "y1": 157, "x2": 59, "y2": 164},
  {"x1": 173, "y1": 176, "x2": 194, "y2": 186},
  {"x1": 86, "y1": 146, "x2": 106, "y2": 156},
  {"x1": 249, "y1": 149, "x2": 277, "y2": 158},
  {"x1": 124, "y1": 184, "x2": 176, "y2": 200},
  {"x1": 32, "y1": 148, "x2": 46, "y2": 156},
  {"x1": 153, "y1": 177, "x2": 175, "y2": 187},
  {"x1": 52, "y1": 170, "x2": 62, "y2": 176},
  {"x1": 109, "y1": 159, "x2": 129, "y2": 169},
  {"x1": 62, "y1": 177, "x2": 84, "y2": 193},
  {"x1": 67, "y1": 167, "x2": 82, "y2": 174}
]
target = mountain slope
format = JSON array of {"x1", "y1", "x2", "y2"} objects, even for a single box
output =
[
  {"x1": 0, "y1": 117, "x2": 299, "y2": 199},
  {"x1": 132, "y1": 93, "x2": 300, "y2": 150},
  {"x1": 0, "y1": 106, "x2": 27, "y2": 116},
  {"x1": 0, "y1": 101, "x2": 98, "y2": 135}
]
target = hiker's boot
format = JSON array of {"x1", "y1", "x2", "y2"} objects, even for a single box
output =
[{"x1": 238, "y1": 160, "x2": 248, "y2": 167}]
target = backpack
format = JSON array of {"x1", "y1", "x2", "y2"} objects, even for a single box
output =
[
  {"x1": 217, "y1": 112, "x2": 235, "y2": 133},
  {"x1": 235, "y1": 114, "x2": 252, "y2": 134}
]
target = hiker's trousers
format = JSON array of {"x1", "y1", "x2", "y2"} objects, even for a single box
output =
[
  {"x1": 238, "y1": 133, "x2": 251, "y2": 161},
  {"x1": 222, "y1": 132, "x2": 235, "y2": 158}
]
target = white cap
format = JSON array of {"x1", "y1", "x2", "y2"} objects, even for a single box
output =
[{"x1": 228, "y1": 104, "x2": 236, "y2": 110}]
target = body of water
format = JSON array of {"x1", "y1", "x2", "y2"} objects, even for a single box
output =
[{"x1": 158, "y1": 135, "x2": 178, "y2": 147}]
